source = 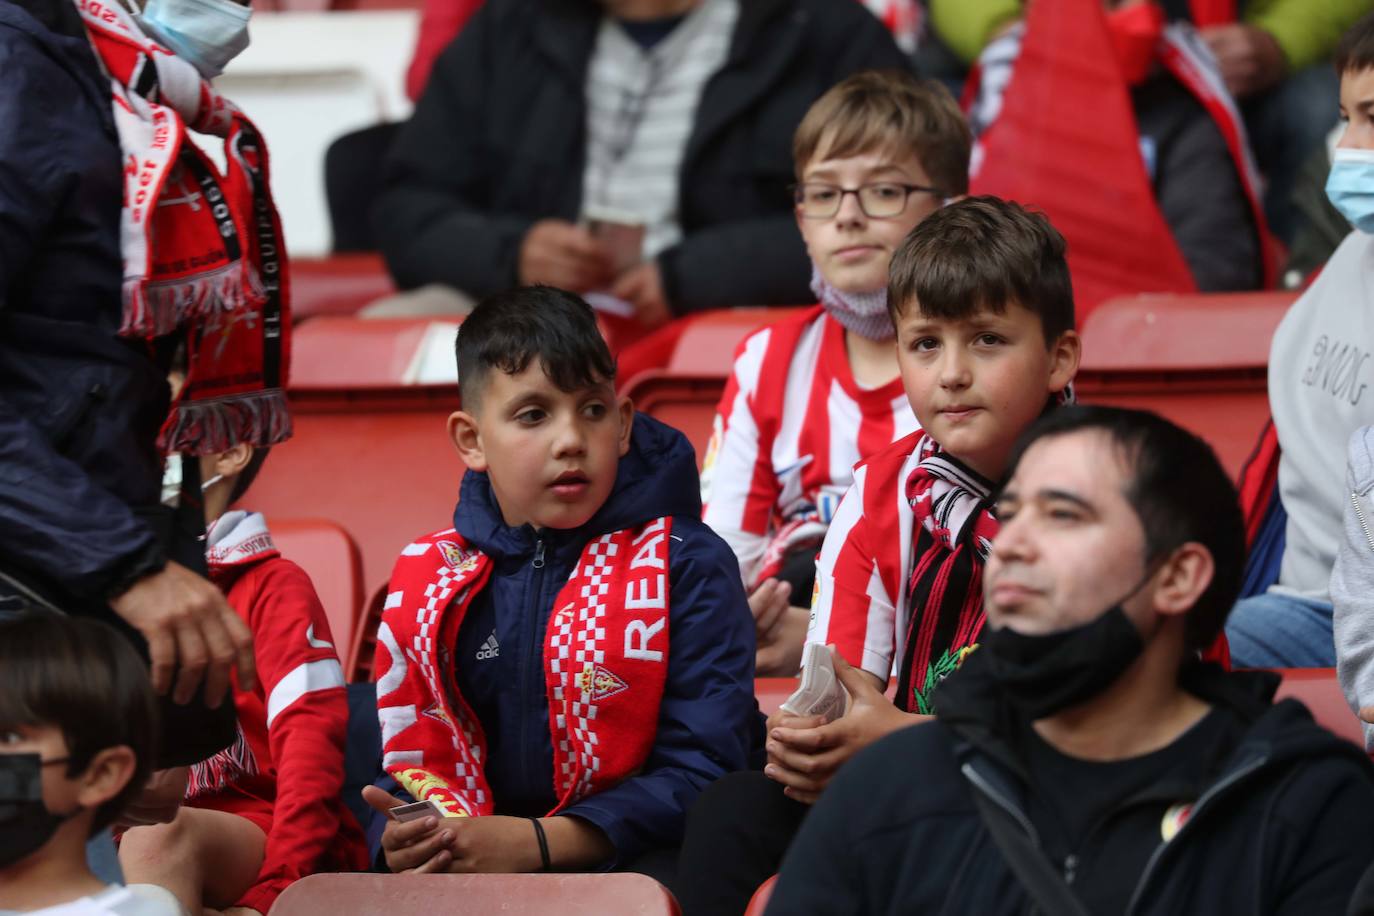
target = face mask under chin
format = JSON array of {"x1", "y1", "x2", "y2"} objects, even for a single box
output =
[{"x1": 977, "y1": 569, "x2": 1162, "y2": 720}]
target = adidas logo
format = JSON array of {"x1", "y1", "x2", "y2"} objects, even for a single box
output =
[{"x1": 476, "y1": 632, "x2": 500, "y2": 661}]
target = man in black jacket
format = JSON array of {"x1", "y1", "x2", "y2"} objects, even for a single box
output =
[
  {"x1": 373, "y1": 0, "x2": 911, "y2": 324},
  {"x1": 0, "y1": 0, "x2": 255, "y2": 767},
  {"x1": 767, "y1": 406, "x2": 1374, "y2": 916}
]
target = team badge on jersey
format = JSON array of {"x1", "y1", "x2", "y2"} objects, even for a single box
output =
[{"x1": 1160, "y1": 802, "x2": 1194, "y2": 842}]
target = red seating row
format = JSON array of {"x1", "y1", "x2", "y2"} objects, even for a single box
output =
[
  {"x1": 259, "y1": 290, "x2": 1295, "y2": 670},
  {"x1": 621, "y1": 290, "x2": 1295, "y2": 476},
  {"x1": 268, "y1": 872, "x2": 680, "y2": 915}
]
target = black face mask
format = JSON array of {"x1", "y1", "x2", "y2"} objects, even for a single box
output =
[
  {"x1": 979, "y1": 599, "x2": 1150, "y2": 722},
  {"x1": 0, "y1": 752, "x2": 75, "y2": 869}
]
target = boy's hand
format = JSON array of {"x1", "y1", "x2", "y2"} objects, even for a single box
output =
[
  {"x1": 1359, "y1": 706, "x2": 1374, "y2": 725},
  {"x1": 763, "y1": 650, "x2": 926, "y2": 804},
  {"x1": 750, "y1": 580, "x2": 807, "y2": 676},
  {"x1": 518, "y1": 220, "x2": 613, "y2": 292},
  {"x1": 1200, "y1": 23, "x2": 1286, "y2": 98},
  {"x1": 109, "y1": 560, "x2": 256, "y2": 707},
  {"x1": 364, "y1": 785, "x2": 458, "y2": 873},
  {"x1": 610, "y1": 261, "x2": 671, "y2": 327}
]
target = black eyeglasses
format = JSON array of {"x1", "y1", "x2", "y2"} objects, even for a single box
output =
[{"x1": 792, "y1": 181, "x2": 942, "y2": 219}]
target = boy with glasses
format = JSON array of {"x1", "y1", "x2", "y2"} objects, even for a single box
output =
[{"x1": 701, "y1": 69, "x2": 971, "y2": 677}]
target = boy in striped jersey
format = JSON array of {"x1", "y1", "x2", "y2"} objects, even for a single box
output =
[
  {"x1": 771, "y1": 197, "x2": 1082, "y2": 800},
  {"x1": 701, "y1": 70, "x2": 971, "y2": 676},
  {"x1": 674, "y1": 200, "x2": 1080, "y2": 916}
]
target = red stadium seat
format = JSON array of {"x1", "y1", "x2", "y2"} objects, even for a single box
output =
[
  {"x1": 1076, "y1": 291, "x2": 1295, "y2": 478},
  {"x1": 290, "y1": 316, "x2": 460, "y2": 390},
  {"x1": 1274, "y1": 668, "x2": 1363, "y2": 747},
  {"x1": 255, "y1": 318, "x2": 462, "y2": 601},
  {"x1": 268, "y1": 518, "x2": 365, "y2": 664},
  {"x1": 347, "y1": 584, "x2": 388, "y2": 683},
  {"x1": 745, "y1": 875, "x2": 778, "y2": 916},
  {"x1": 620, "y1": 307, "x2": 804, "y2": 466},
  {"x1": 290, "y1": 254, "x2": 396, "y2": 323},
  {"x1": 267, "y1": 872, "x2": 681, "y2": 915}
]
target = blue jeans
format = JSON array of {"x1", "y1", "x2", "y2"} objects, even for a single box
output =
[
  {"x1": 1226, "y1": 590, "x2": 1336, "y2": 668},
  {"x1": 86, "y1": 829, "x2": 123, "y2": 884}
]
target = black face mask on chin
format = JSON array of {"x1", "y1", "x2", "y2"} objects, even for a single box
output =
[
  {"x1": 979, "y1": 572, "x2": 1160, "y2": 721},
  {"x1": 0, "y1": 752, "x2": 78, "y2": 869}
]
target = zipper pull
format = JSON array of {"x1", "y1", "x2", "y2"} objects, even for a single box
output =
[
  {"x1": 1063, "y1": 854, "x2": 1078, "y2": 885},
  {"x1": 532, "y1": 538, "x2": 546, "y2": 570}
]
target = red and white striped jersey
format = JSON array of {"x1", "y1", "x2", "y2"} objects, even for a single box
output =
[
  {"x1": 807, "y1": 434, "x2": 923, "y2": 684},
  {"x1": 701, "y1": 307, "x2": 919, "y2": 588}
]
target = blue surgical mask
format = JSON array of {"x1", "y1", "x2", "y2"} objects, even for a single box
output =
[
  {"x1": 139, "y1": 0, "x2": 251, "y2": 79},
  {"x1": 1326, "y1": 148, "x2": 1374, "y2": 234}
]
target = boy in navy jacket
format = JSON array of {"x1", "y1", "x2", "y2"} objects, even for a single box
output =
[{"x1": 363, "y1": 286, "x2": 755, "y2": 875}]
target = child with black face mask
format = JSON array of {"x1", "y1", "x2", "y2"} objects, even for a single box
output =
[{"x1": 0, "y1": 612, "x2": 181, "y2": 916}]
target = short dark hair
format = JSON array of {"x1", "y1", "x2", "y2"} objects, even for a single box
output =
[
  {"x1": 793, "y1": 69, "x2": 972, "y2": 196},
  {"x1": 455, "y1": 286, "x2": 617, "y2": 410},
  {"x1": 0, "y1": 612, "x2": 158, "y2": 833},
  {"x1": 228, "y1": 446, "x2": 271, "y2": 507},
  {"x1": 1335, "y1": 12, "x2": 1374, "y2": 76},
  {"x1": 1005, "y1": 406, "x2": 1245, "y2": 652},
  {"x1": 887, "y1": 196, "x2": 1075, "y2": 343}
]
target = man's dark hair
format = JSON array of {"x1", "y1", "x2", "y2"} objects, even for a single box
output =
[
  {"x1": 1005, "y1": 406, "x2": 1245, "y2": 652},
  {"x1": 455, "y1": 286, "x2": 617, "y2": 410},
  {"x1": 887, "y1": 196, "x2": 1075, "y2": 343},
  {"x1": 1335, "y1": 12, "x2": 1374, "y2": 75},
  {"x1": 0, "y1": 612, "x2": 158, "y2": 833}
]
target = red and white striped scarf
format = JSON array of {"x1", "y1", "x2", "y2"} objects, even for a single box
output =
[
  {"x1": 79, "y1": 0, "x2": 291, "y2": 455},
  {"x1": 896, "y1": 388, "x2": 1074, "y2": 713}
]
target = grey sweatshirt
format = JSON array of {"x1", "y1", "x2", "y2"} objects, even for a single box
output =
[{"x1": 1331, "y1": 426, "x2": 1374, "y2": 750}]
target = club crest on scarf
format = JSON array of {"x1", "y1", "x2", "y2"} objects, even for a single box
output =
[{"x1": 80, "y1": 0, "x2": 292, "y2": 457}]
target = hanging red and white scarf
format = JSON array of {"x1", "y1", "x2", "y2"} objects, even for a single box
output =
[
  {"x1": 375, "y1": 522, "x2": 673, "y2": 817},
  {"x1": 79, "y1": 0, "x2": 291, "y2": 454}
]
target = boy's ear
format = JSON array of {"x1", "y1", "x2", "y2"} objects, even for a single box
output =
[
  {"x1": 616, "y1": 396, "x2": 635, "y2": 458},
  {"x1": 447, "y1": 410, "x2": 488, "y2": 472},
  {"x1": 1048, "y1": 329, "x2": 1082, "y2": 394},
  {"x1": 211, "y1": 441, "x2": 254, "y2": 480},
  {"x1": 75, "y1": 745, "x2": 137, "y2": 812}
]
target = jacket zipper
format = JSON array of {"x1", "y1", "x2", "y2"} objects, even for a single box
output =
[
  {"x1": 961, "y1": 763, "x2": 1044, "y2": 844},
  {"x1": 519, "y1": 537, "x2": 547, "y2": 795},
  {"x1": 964, "y1": 763, "x2": 1081, "y2": 892},
  {"x1": 1123, "y1": 754, "x2": 1267, "y2": 915},
  {"x1": 1351, "y1": 490, "x2": 1374, "y2": 553}
]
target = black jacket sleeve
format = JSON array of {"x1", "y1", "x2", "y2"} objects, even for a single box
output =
[
  {"x1": 0, "y1": 32, "x2": 164, "y2": 603},
  {"x1": 1135, "y1": 77, "x2": 1262, "y2": 293},
  {"x1": 372, "y1": 5, "x2": 534, "y2": 295}
]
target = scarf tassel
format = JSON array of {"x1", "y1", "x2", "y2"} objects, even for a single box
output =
[
  {"x1": 160, "y1": 388, "x2": 293, "y2": 456},
  {"x1": 120, "y1": 262, "x2": 266, "y2": 338}
]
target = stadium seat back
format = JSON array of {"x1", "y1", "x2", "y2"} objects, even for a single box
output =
[
  {"x1": 348, "y1": 584, "x2": 389, "y2": 682},
  {"x1": 1274, "y1": 668, "x2": 1364, "y2": 747},
  {"x1": 745, "y1": 875, "x2": 778, "y2": 916},
  {"x1": 268, "y1": 518, "x2": 365, "y2": 663},
  {"x1": 1076, "y1": 292, "x2": 1294, "y2": 478},
  {"x1": 289, "y1": 254, "x2": 396, "y2": 322},
  {"x1": 267, "y1": 872, "x2": 680, "y2": 915},
  {"x1": 621, "y1": 373, "x2": 727, "y2": 469}
]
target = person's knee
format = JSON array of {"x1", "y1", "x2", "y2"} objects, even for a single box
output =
[{"x1": 119, "y1": 814, "x2": 198, "y2": 872}]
